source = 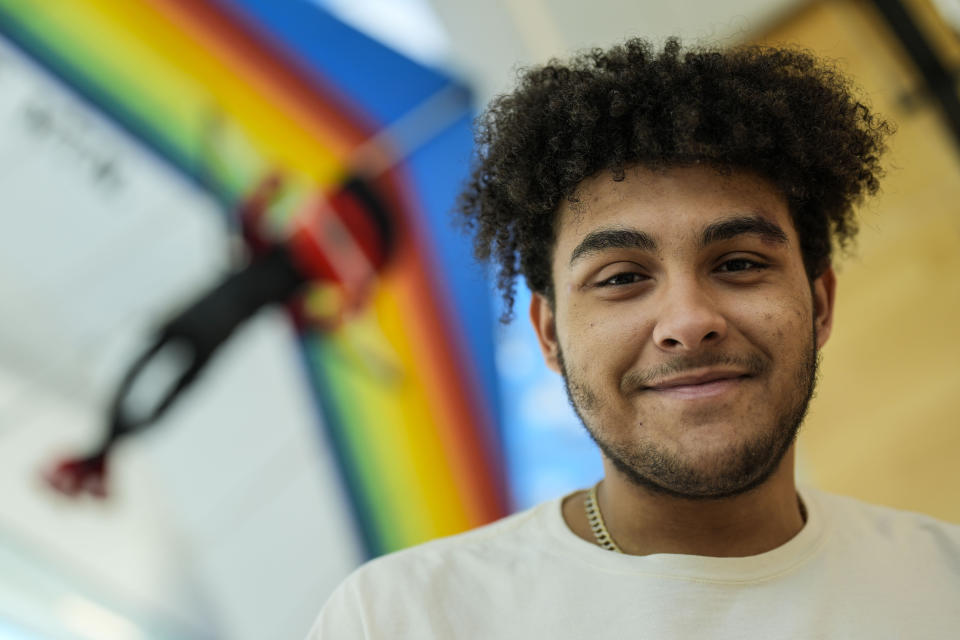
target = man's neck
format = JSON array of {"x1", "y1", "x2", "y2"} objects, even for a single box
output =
[{"x1": 562, "y1": 447, "x2": 805, "y2": 557}]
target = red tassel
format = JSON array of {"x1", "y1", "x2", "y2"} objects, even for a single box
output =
[{"x1": 45, "y1": 454, "x2": 109, "y2": 499}]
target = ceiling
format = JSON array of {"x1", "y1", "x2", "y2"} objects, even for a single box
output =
[{"x1": 318, "y1": 0, "x2": 803, "y2": 103}]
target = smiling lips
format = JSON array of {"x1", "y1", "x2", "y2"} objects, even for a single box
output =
[{"x1": 644, "y1": 370, "x2": 750, "y2": 398}]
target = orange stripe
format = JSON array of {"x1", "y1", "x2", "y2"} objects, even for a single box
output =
[{"x1": 383, "y1": 172, "x2": 509, "y2": 525}]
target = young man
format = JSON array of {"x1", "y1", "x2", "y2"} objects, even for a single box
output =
[{"x1": 309, "y1": 39, "x2": 960, "y2": 638}]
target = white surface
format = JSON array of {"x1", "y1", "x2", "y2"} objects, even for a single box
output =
[
  {"x1": 0, "y1": 35, "x2": 228, "y2": 409},
  {"x1": 139, "y1": 309, "x2": 365, "y2": 640},
  {"x1": 0, "y1": 33, "x2": 225, "y2": 636}
]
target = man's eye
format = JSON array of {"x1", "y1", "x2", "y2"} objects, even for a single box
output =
[
  {"x1": 596, "y1": 272, "x2": 646, "y2": 287},
  {"x1": 717, "y1": 258, "x2": 768, "y2": 273}
]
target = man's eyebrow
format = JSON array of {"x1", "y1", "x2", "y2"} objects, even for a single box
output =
[
  {"x1": 700, "y1": 215, "x2": 789, "y2": 247},
  {"x1": 569, "y1": 227, "x2": 657, "y2": 266}
]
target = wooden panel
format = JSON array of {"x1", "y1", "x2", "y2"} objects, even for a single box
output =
[{"x1": 756, "y1": 0, "x2": 960, "y2": 521}]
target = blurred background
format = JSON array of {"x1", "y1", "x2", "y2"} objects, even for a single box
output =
[{"x1": 0, "y1": 0, "x2": 957, "y2": 637}]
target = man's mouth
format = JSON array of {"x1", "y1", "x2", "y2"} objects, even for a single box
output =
[{"x1": 643, "y1": 370, "x2": 751, "y2": 398}]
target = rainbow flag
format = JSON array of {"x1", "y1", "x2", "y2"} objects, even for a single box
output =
[{"x1": 0, "y1": 0, "x2": 508, "y2": 556}]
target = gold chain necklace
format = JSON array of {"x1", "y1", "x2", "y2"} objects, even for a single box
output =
[
  {"x1": 585, "y1": 484, "x2": 809, "y2": 554},
  {"x1": 584, "y1": 482, "x2": 623, "y2": 553}
]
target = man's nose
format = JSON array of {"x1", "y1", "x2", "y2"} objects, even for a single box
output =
[{"x1": 651, "y1": 279, "x2": 727, "y2": 351}]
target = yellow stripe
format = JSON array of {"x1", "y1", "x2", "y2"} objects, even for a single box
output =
[
  {"x1": 336, "y1": 283, "x2": 470, "y2": 546},
  {"x1": 372, "y1": 283, "x2": 472, "y2": 539},
  {"x1": 95, "y1": 0, "x2": 346, "y2": 178}
]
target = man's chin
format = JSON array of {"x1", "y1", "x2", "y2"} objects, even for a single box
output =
[{"x1": 595, "y1": 431, "x2": 794, "y2": 501}]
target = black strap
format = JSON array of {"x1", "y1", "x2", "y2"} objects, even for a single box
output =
[{"x1": 869, "y1": 0, "x2": 960, "y2": 151}]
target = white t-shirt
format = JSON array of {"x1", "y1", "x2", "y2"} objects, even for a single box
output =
[{"x1": 307, "y1": 487, "x2": 960, "y2": 639}]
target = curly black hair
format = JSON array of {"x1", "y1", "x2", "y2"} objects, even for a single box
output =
[{"x1": 456, "y1": 38, "x2": 892, "y2": 321}]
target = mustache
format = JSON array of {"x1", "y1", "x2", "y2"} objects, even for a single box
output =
[{"x1": 620, "y1": 352, "x2": 770, "y2": 391}]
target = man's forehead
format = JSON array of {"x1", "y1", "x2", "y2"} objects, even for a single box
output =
[
  {"x1": 554, "y1": 165, "x2": 793, "y2": 242},
  {"x1": 563, "y1": 165, "x2": 685, "y2": 205}
]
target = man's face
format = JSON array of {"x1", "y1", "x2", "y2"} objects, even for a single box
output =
[{"x1": 530, "y1": 165, "x2": 836, "y2": 499}]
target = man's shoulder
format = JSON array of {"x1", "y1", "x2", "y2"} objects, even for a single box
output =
[
  {"x1": 809, "y1": 487, "x2": 960, "y2": 556},
  {"x1": 308, "y1": 497, "x2": 568, "y2": 638},
  {"x1": 347, "y1": 497, "x2": 559, "y2": 588}
]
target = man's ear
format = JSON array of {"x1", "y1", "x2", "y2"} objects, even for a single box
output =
[
  {"x1": 530, "y1": 292, "x2": 562, "y2": 374},
  {"x1": 812, "y1": 267, "x2": 837, "y2": 350}
]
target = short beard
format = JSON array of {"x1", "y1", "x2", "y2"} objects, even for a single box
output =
[{"x1": 558, "y1": 326, "x2": 819, "y2": 501}]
